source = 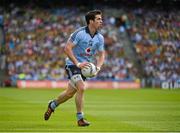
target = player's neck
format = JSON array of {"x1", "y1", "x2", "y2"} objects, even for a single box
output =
[{"x1": 88, "y1": 25, "x2": 97, "y2": 37}]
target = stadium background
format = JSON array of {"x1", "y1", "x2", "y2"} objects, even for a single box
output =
[
  {"x1": 0, "y1": 0, "x2": 180, "y2": 89},
  {"x1": 0, "y1": 0, "x2": 180, "y2": 132}
]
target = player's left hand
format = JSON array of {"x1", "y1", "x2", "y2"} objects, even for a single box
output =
[{"x1": 92, "y1": 66, "x2": 101, "y2": 77}]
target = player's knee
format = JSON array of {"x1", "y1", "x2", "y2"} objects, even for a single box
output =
[
  {"x1": 70, "y1": 74, "x2": 85, "y2": 91},
  {"x1": 77, "y1": 84, "x2": 86, "y2": 92}
]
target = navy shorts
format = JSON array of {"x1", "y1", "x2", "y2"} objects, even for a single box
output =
[{"x1": 65, "y1": 65, "x2": 86, "y2": 81}]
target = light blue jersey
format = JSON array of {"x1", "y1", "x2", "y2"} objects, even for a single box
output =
[{"x1": 65, "y1": 26, "x2": 104, "y2": 66}]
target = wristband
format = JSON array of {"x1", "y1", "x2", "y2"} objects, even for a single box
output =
[
  {"x1": 96, "y1": 66, "x2": 101, "y2": 71},
  {"x1": 76, "y1": 63, "x2": 81, "y2": 68}
]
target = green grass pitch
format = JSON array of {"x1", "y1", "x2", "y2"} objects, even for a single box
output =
[{"x1": 0, "y1": 88, "x2": 180, "y2": 132}]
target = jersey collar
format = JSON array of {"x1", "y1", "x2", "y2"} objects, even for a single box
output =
[{"x1": 85, "y1": 26, "x2": 98, "y2": 38}]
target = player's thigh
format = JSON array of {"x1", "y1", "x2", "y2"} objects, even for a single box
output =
[
  {"x1": 65, "y1": 65, "x2": 86, "y2": 90},
  {"x1": 65, "y1": 83, "x2": 77, "y2": 96}
]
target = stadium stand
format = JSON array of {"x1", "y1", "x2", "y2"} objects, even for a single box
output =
[
  {"x1": 126, "y1": 7, "x2": 180, "y2": 87},
  {"x1": 1, "y1": 0, "x2": 180, "y2": 88}
]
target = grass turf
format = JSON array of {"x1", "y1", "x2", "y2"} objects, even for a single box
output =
[{"x1": 0, "y1": 88, "x2": 180, "y2": 132}]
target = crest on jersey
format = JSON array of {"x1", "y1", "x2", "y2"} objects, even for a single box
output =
[{"x1": 88, "y1": 40, "x2": 93, "y2": 46}]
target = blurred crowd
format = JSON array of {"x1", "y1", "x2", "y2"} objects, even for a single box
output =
[
  {"x1": 3, "y1": 4, "x2": 180, "y2": 86},
  {"x1": 4, "y1": 4, "x2": 137, "y2": 84},
  {"x1": 126, "y1": 8, "x2": 180, "y2": 84}
]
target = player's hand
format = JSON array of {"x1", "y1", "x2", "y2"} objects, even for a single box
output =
[
  {"x1": 76, "y1": 62, "x2": 89, "y2": 69},
  {"x1": 92, "y1": 66, "x2": 101, "y2": 77}
]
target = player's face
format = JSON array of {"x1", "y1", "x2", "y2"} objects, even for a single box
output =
[{"x1": 93, "y1": 15, "x2": 103, "y2": 30}]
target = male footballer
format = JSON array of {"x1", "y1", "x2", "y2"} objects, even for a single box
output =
[{"x1": 44, "y1": 9, "x2": 106, "y2": 126}]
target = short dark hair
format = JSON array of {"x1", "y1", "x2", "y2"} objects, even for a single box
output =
[{"x1": 85, "y1": 10, "x2": 102, "y2": 25}]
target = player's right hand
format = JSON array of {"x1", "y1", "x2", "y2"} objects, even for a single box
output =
[{"x1": 76, "y1": 62, "x2": 89, "y2": 69}]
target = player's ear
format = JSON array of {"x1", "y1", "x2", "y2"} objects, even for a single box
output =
[{"x1": 89, "y1": 19, "x2": 94, "y2": 24}]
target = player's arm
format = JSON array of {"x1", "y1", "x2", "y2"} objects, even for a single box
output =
[
  {"x1": 64, "y1": 40, "x2": 78, "y2": 65},
  {"x1": 91, "y1": 50, "x2": 105, "y2": 77},
  {"x1": 64, "y1": 41, "x2": 88, "y2": 68},
  {"x1": 97, "y1": 50, "x2": 105, "y2": 68},
  {"x1": 96, "y1": 50, "x2": 105, "y2": 70}
]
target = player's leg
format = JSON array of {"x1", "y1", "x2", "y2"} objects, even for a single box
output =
[
  {"x1": 44, "y1": 82, "x2": 76, "y2": 120},
  {"x1": 56, "y1": 82, "x2": 77, "y2": 105},
  {"x1": 44, "y1": 65, "x2": 77, "y2": 121},
  {"x1": 75, "y1": 80, "x2": 90, "y2": 126},
  {"x1": 75, "y1": 80, "x2": 85, "y2": 113}
]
